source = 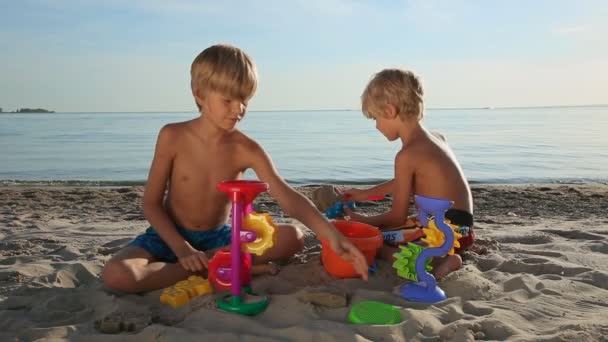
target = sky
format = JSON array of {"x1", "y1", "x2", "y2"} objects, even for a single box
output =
[{"x1": 1, "y1": 0, "x2": 607, "y2": 112}]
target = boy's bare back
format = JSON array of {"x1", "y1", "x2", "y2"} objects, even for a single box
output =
[{"x1": 402, "y1": 129, "x2": 472, "y2": 213}]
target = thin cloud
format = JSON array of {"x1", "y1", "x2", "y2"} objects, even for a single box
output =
[
  {"x1": 32, "y1": 0, "x2": 223, "y2": 15},
  {"x1": 552, "y1": 25, "x2": 591, "y2": 36},
  {"x1": 551, "y1": 23, "x2": 606, "y2": 44},
  {"x1": 39, "y1": 0, "x2": 371, "y2": 17}
]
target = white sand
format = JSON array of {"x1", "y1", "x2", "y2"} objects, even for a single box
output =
[{"x1": 1, "y1": 184, "x2": 607, "y2": 341}]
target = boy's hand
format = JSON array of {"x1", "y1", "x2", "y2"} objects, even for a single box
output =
[
  {"x1": 326, "y1": 230, "x2": 369, "y2": 281},
  {"x1": 177, "y1": 245, "x2": 208, "y2": 272},
  {"x1": 342, "y1": 204, "x2": 366, "y2": 222},
  {"x1": 341, "y1": 188, "x2": 367, "y2": 202}
]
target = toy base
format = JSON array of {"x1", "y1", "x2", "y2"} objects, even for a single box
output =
[
  {"x1": 216, "y1": 286, "x2": 269, "y2": 315},
  {"x1": 399, "y1": 282, "x2": 447, "y2": 303}
]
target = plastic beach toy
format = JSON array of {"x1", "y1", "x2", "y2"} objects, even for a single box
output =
[
  {"x1": 241, "y1": 212, "x2": 277, "y2": 256},
  {"x1": 208, "y1": 249, "x2": 252, "y2": 292},
  {"x1": 324, "y1": 201, "x2": 356, "y2": 219},
  {"x1": 208, "y1": 180, "x2": 277, "y2": 315},
  {"x1": 160, "y1": 276, "x2": 213, "y2": 308},
  {"x1": 325, "y1": 194, "x2": 385, "y2": 219},
  {"x1": 348, "y1": 301, "x2": 403, "y2": 325},
  {"x1": 321, "y1": 220, "x2": 382, "y2": 278},
  {"x1": 397, "y1": 195, "x2": 456, "y2": 303}
]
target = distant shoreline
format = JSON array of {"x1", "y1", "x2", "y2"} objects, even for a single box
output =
[{"x1": 1, "y1": 108, "x2": 54, "y2": 114}]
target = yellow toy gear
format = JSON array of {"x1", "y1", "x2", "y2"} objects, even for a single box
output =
[
  {"x1": 241, "y1": 212, "x2": 278, "y2": 256},
  {"x1": 421, "y1": 220, "x2": 462, "y2": 255}
]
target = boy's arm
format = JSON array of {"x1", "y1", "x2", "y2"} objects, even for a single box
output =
[
  {"x1": 246, "y1": 142, "x2": 369, "y2": 280},
  {"x1": 369, "y1": 179, "x2": 395, "y2": 196},
  {"x1": 344, "y1": 151, "x2": 412, "y2": 230},
  {"x1": 341, "y1": 179, "x2": 394, "y2": 201},
  {"x1": 142, "y1": 125, "x2": 206, "y2": 270}
]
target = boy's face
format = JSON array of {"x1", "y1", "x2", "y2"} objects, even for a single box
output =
[
  {"x1": 374, "y1": 114, "x2": 400, "y2": 142},
  {"x1": 197, "y1": 90, "x2": 248, "y2": 131}
]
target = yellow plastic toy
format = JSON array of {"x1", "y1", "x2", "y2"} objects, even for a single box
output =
[
  {"x1": 421, "y1": 220, "x2": 462, "y2": 255},
  {"x1": 241, "y1": 212, "x2": 277, "y2": 256},
  {"x1": 160, "y1": 276, "x2": 213, "y2": 308}
]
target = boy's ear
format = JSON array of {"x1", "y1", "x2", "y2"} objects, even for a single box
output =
[
  {"x1": 193, "y1": 89, "x2": 205, "y2": 107},
  {"x1": 383, "y1": 104, "x2": 398, "y2": 119}
]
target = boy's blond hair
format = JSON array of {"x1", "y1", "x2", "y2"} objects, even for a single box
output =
[
  {"x1": 361, "y1": 68, "x2": 424, "y2": 121},
  {"x1": 190, "y1": 44, "x2": 258, "y2": 111}
]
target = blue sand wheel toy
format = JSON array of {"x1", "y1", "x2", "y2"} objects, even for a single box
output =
[{"x1": 397, "y1": 195, "x2": 455, "y2": 303}]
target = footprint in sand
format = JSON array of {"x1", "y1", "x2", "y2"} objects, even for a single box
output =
[
  {"x1": 503, "y1": 275, "x2": 542, "y2": 296},
  {"x1": 498, "y1": 258, "x2": 592, "y2": 277},
  {"x1": 477, "y1": 319, "x2": 520, "y2": 341},
  {"x1": 0, "y1": 239, "x2": 62, "y2": 257},
  {"x1": 521, "y1": 257, "x2": 550, "y2": 264},
  {"x1": 472, "y1": 253, "x2": 505, "y2": 272},
  {"x1": 541, "y1": 229, "x2": 605, "y2": 241},
  {"x1": 495, "y1": 234, "x2": 554, "y2": 245},
  {"x1": 514, "y1": 249, "x2": 563, "y2": 258},
  {"x1": 151, "y1": 294, "x2": 217, "y2": 326},
  {"x1": 0, "y1": 255, "x2": 39, "y2": 266},
  {"x1": 573, "y1": 270, "x2": 608, "y2": 290},
  {"x1": 29, "y1": 294, "x2": 94, "y2": 327},
  {"x1": 98, "y1": 238, "x2": 132, "y2": 255},
  {"x1": 587, "y1": 240, "x2": 608, "y2": 254},
  {"x1": 462, "y1": 301, "x2": 494, "y2": 317},
  {"x1": 440, "y1": 322, "x2": 486, "y2": 341},
  {"x1": 540, "y1": 274, "x2": 563, "y2": 281},
  {"x1": 539, "y1": 288, "x2": 562, "y2": 296},
  {"x1": 44, "y1": 262, "x2": 99, "y2": 287}
]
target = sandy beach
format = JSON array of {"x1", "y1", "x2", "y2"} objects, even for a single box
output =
[{"x1": 1, "y1": 184, "x2": 607, "y2": 341}]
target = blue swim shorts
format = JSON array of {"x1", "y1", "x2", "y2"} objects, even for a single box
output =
[{"x1": 128, "y1": 224, "x2": 232, "y2": 263}]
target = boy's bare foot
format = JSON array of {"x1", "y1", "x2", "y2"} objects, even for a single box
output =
[
  {"x1": 468, "y1": 244, "x2": 488, "y2": 255},
  {"x1": 432, "y1": 254, "x2": 462, "y2": 280},
  {"x1": 251, "y1": 262, "x2": 280, "y2": 276}
]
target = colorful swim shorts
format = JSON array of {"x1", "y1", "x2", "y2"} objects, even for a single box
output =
[
  {"x1": 444, "y1": 209, "x2": 475, "y2": 253},
  {"x1": 128, "y1": 224, "x2": 232, "y2": 263}
]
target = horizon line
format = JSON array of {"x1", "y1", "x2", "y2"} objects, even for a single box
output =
[{"x1": 2, "y1": 103, "x2": 607, "y2": 114}]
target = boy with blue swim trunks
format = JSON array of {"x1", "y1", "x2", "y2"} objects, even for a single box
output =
[
  {"x1": 102, "y1": 44, "x2": 368, "y2": 293},
  {"x1": 341, "y1": 68, "x2": 475, "y2": 279}
]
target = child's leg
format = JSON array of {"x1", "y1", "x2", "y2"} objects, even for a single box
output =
[
  {"x1": 102, "y1": 246, "x2": 192, "y2": 293},
  {"x1": 431, "y1": 254, "x2": 462, "y2": 279},
  {"x1": 202, "y1": 223, "x2": 304, "y2": 276},
  {"x1": 378, "y1": 244, "x2": 400, "y2": 263},
  {"x1": 252, "y1": 223, "x2": 304, "y2": 264}
]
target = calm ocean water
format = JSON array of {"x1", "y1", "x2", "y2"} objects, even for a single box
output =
[{"x1": 1, "y1": 107, "x2": 607, "y2": 185}]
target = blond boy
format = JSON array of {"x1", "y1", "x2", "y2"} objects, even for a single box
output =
[
  {"x1": 102, "y1": 44, "x2": 368, "y2": 293},
  {"x1": 342, "y1": 68, "x2": 474, "y2": 278}
]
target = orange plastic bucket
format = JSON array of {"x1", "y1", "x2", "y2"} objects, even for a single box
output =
[{"x1": 320, "y1": 220, "x2": 382, "y2": 278}]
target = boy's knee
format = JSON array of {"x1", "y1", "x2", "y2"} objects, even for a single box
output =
[
  {"x1": 279, "y1": 224, "x2": 305, "y2": 254},
  {"x1": 101, "y1": 260, "x2": 138, "y2": 293},
  {"x1": 291, "y1": 225, "x2": 305, "y2": 252}
]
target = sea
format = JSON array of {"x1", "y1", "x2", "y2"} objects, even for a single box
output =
[{"x1": 1, "y1": 106, "x2": 607, "y2": 186}]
